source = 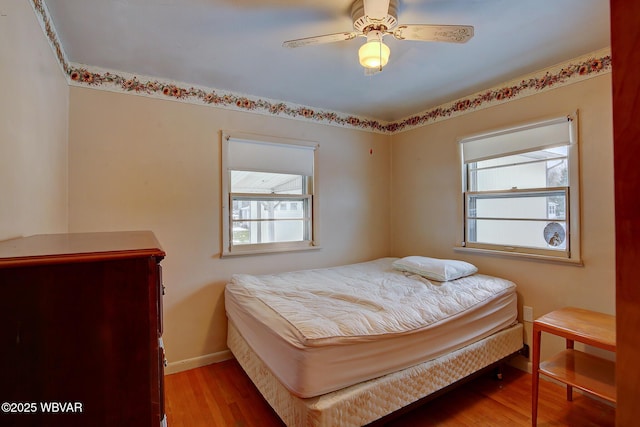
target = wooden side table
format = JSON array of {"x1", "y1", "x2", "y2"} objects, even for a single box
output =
[{"x1": 531, "y1": 307, "x2": 616, "y2": 426}]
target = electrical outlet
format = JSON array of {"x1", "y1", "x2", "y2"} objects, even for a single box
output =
[{"x1": 523, "y1": 306, "x2": 534, "y2": 322}]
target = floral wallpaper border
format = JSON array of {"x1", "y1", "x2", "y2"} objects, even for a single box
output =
[
  {"x1": 389, "y1": 50, "x2": 610, "y2": 133},
  {"x1": 31, "y1": 0, "x2": 69, "y2": 75},
  {"x1": 32, "y1": 0, "x2": 611, "y2": 135}
]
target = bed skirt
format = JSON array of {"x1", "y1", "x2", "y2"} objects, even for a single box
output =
[{"x1": 228, "y1": 320, "x2": 524, "y2": 427}]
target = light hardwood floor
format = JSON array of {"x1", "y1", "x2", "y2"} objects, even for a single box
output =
[{"x1": 165, "y1": 359, "x2": 614, "y2": 426}]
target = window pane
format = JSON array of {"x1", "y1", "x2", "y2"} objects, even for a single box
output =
[
  {"x1": 546, "y1": 158, "x2": 568, "y2": 187},
  {"x1": 231, "y1": 171, "x2": 305, "y2": 194},
  {"x1": 476, "y1": 146, "x2": 567, "y2": 168},
  {"x1": 468, "y1": 219, "x2": 567, "y2": 251},
  {"x1": 231, "y1": 196, "x2": 311, "y2": 245},
  {"x1": 469, "y1": 192, "x2": 566, "y2": 220},
  {"x1": 232, "y1": 198, "x2": 309, "y2": 221},
  {"x1": 232, "y1": 220, "x2": 308, "y2": 244},
  {"x1": 469, "y1": 147, "x2": 568, "y2": 191}
]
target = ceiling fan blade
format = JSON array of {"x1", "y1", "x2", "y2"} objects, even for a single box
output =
[
  {"x1": 393, "y1": 24, "x2": 474, "y2": 43},
  {"x1": 283, "y1": 32, "x2": 358, "y2": 48},
  {"x1": 364, "y1": 0, "x2": 391, "y2": 21}
]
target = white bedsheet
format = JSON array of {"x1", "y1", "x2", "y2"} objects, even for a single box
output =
[{"x1": 225, "y1": 257, "x2": 517, "y2": 398}]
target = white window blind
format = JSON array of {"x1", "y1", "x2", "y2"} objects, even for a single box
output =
[
  {"x1": 461, "y1": 116, "x2": 573, "y2": 163},
  {"x1": 226, "y1": 136, "x2": 315, "y2": 176}
]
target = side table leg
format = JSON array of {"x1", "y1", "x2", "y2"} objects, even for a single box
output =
[
  {"x1": 566, "y1": 339, "x2": 574, "y2": 401},
  {"x1": 532, "y1": 326, "x2": 542, "y2": 426}
]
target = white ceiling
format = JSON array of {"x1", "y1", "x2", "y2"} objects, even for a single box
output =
[{"x1": 43, "y1": 0, "x2": 610, "y2": 122}]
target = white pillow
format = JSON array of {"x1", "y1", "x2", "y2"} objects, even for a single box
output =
[{"x1": 392, "y1": 256, "x2": 478, "y2": 282}]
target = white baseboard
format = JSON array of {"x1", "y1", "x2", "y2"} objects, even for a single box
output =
[{"x1": 164, "y1": 349, "x2": 234, "y2": 375}]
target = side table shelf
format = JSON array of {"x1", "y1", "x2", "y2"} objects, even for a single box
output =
[
  {"x1": 539, "y1": 349, "x2": 616, "y2": 402},
  {"x1": 531, "y1": 307, "x2": 616, "y2": 426}
]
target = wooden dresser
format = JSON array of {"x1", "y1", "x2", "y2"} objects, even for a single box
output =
[{"x1": 0, "y1": 231, "x2": 166, "y2": 427}]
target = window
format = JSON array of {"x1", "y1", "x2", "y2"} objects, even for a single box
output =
[
  {"x1": 221, "y1": 131, "x2": 318, "y2": 256},
  {"x1": 459, "y1": 113, "x2": 580, "y2": 261}
]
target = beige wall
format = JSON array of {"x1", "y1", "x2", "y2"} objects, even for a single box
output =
[
  {"x1": 0, "y1": 0, "x2": 69, "y2": 240},
  {"x1": 67, "y1": 87, "x2": 391, "y2": 367},
  {"x1": 390, "y1": 75, "x2": 615, "y2": 364},
  {"x1": 67, "y1": 75, "x2": 614, "y2": 370}
]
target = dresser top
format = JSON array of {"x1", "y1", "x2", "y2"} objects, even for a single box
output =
[{"x1": 0, "y1": 231, "x2": 165, "y2": 267}]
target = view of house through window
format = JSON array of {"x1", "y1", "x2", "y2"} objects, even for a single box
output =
[
  {"x1": 460, "y1": 114, "x2": 579, "y2": 260},
  {"x1": 230, "y1": 171, "x2": 311, "y2": 245}
]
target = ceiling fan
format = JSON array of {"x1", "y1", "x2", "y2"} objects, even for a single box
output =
[{"x1": 283, "y1": 0, "x2": 474, "y2": 73}]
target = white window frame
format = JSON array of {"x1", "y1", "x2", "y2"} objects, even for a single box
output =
[
  {"x1": 220, "y1": 131, "x2": 319, "y2": 257},
  {"x1": 457, "y1": 113, "x2": 582, "y2": 263}
]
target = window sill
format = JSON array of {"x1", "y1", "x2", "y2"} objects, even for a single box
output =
[
  {"x1": 453, "y1": 246, "x2": 583, "y2": 266},
  {"x1": 221, "y1": 244, "x2": 322, "y2": 258}
]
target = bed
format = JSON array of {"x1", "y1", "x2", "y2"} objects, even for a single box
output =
[{"x1": 225, "y1": 257, "x2": 523, "y2": 426}]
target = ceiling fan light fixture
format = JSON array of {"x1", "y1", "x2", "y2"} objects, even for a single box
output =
[
  {"x1": 358, "y1": 33, "x2": 390, "y2": 69},
  {"x1": 283, "y1": 0, "x2": 474, "y2": 73}
]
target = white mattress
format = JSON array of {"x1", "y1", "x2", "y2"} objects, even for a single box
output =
[{"x1": 225, "y1": 257, "x2": 517, "y2": 398}]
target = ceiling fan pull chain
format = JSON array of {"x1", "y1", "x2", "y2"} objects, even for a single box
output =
[{"x1": 378, "y1": 34, "x2": 383, "y2": 72}]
